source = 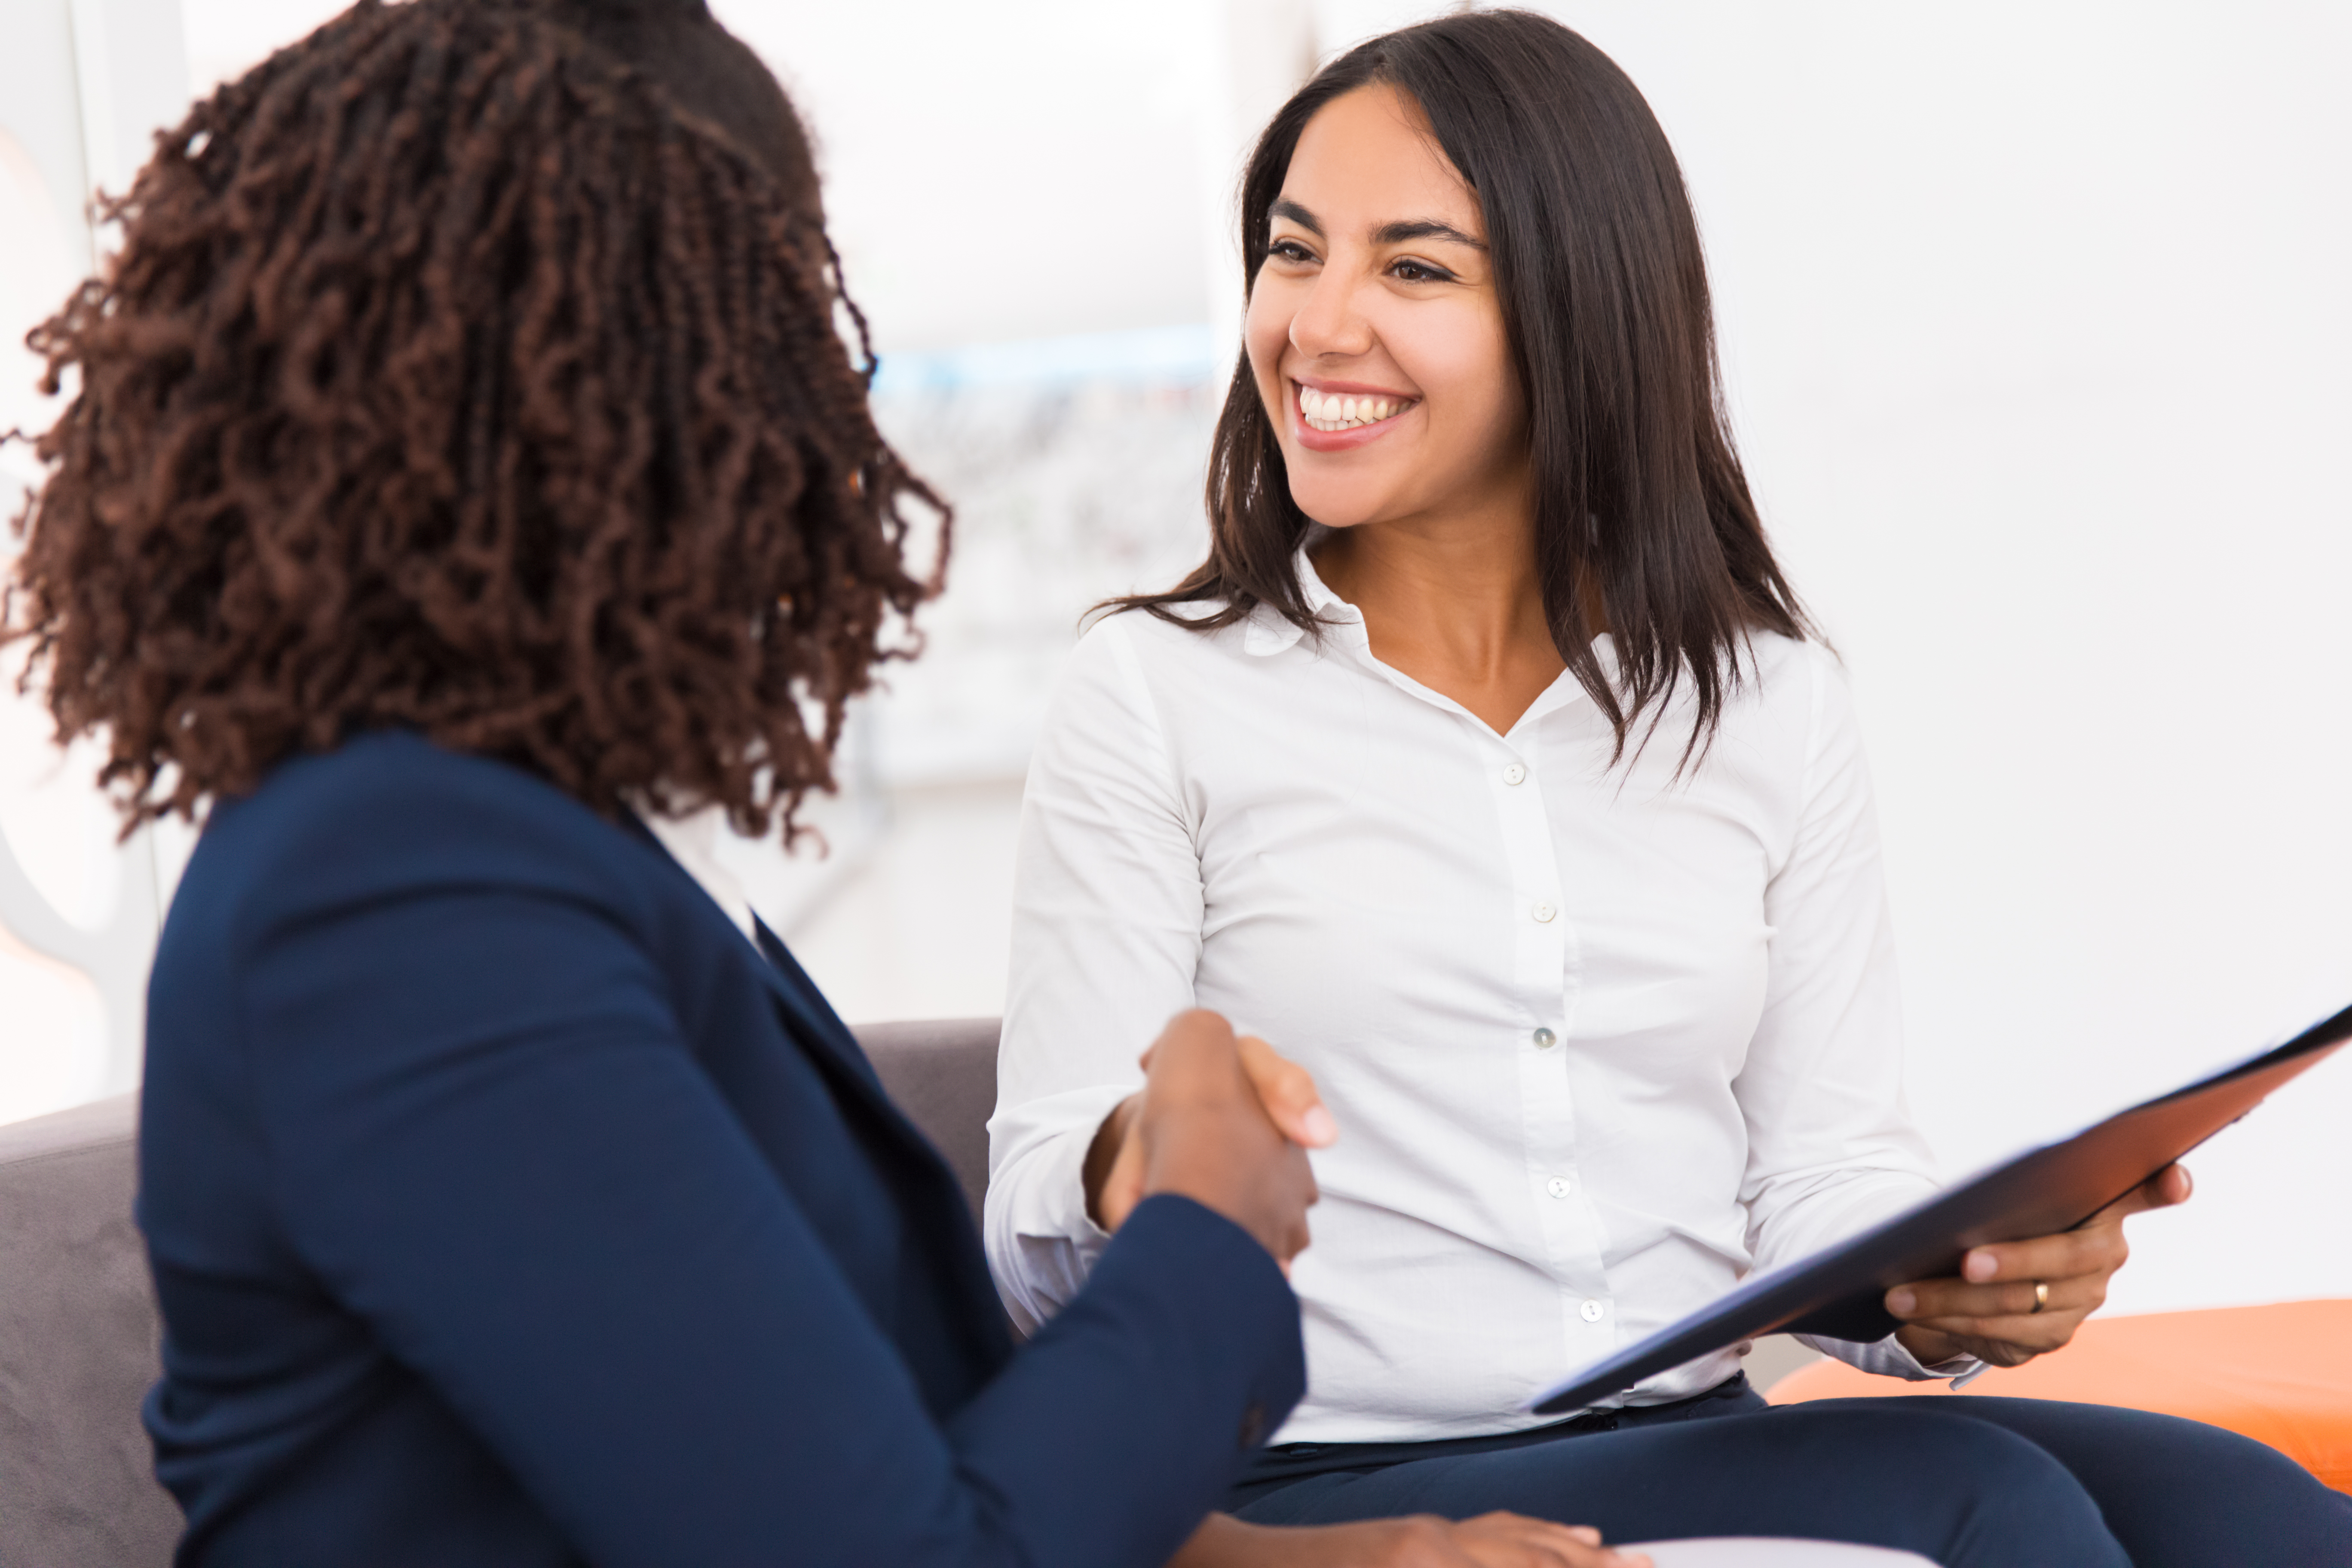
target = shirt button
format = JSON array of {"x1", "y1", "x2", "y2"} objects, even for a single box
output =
[
  {"x1": 1546, "y1": 1176, "x2": 1573, "y2": 1198},
  {"x1": 1532, "y1": 1027, "x2": 1558, "y2": 1049},
  {"x1": 1502, "y1": 763, "x2": 1527, "y2": 786},
  {"x1": 1580, "y1": 1299, "x2": 1607, "y2": 1323},
  {"x1": 1531, "y1": 901, "x2": 1557, "y2": 923}
]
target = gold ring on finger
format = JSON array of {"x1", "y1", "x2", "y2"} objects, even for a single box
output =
[{"x1": 2029, "y1": 1280, "x2": 2049, "y2": 1315}]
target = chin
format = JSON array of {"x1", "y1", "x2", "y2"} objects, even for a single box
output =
[
  {"x1": 1286, "y1": 491, "x2": 1380, "y2": 531},
  {"x1": 1285, "y1": 475, "x2": 1404, "y2": 532},
  {"x1": 1275, "y1": 447, "x2": 1394, "y2": 527}
]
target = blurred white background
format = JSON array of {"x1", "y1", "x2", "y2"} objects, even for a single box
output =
[{"x1": 1, "y1": 0, "x2": 2345, "y2": 1318}]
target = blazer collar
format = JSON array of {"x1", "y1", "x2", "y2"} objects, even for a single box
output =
[
  {"x1": 625, "y1": 812, "x2": 1013, "y2": 1369},
  {"x1": 751, "y1": 916, "x2": 1016, "y2": 1369},
  {"x1": 619, "y1": 805, "x2": 893, "y2": 1112},
  {"x1": 750, "y1": 918, "x2": 890, "y2": 1100}
]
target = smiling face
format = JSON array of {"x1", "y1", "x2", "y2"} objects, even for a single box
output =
[{"x1": 1246, "y1": 83, "x2": 1528, "y2": 534}]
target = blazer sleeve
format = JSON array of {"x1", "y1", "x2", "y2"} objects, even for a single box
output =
[{"x1": 238, "y1": 863, "x2": 1301, "y2": 1568}]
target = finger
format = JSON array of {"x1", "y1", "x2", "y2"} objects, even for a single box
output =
[
  {"x1": 2156, "y1": 1163, "x2": 2193, "y2": 1206},
  {"x1": 2092, "y1": 1161, "x2": 2193, "y2": 1223},
  {"x1": 1237, "y1": 1034, "x2": 1339, "y2": 1148},
  {"x1": 1945, "y1": 1222, "x2": 2126, "y2": 1289},
  {"x1": 1525, "y1": 1540, "x2": 1643, "y2": 1568},
  {"x1": 1890, "y1": 1266, "x2": 2103, "y2": 1323},
  {"x1": 1456, "y1": 1513, "x2": 1635, "y2": 1568},
  {"x1": 1904, "y1": 1308, "x2": 2085, "y2": 1351},
  {"x1": 1538, "y1": 1526, "x2": 1637, "y2": 1568}
]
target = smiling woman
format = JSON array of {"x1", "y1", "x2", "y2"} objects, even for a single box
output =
[
  {"x1": 989, "y1": 9, "x2": 2352, "y2": 1567},
  {"x1": 1115, "y1": 13, "x2": 1804, "y2": 758}
]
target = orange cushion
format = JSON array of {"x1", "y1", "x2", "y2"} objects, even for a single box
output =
[{"x1": 1766, "y1": 1300, "x2": 2352, "y2": 1494}]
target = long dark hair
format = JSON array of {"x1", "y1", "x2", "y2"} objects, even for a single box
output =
[
  {"x1": 1116, "y1": 9, "x2": 1807, "y2": 758},
  {"x1": 3, "y1": 0, "x2": 942, "y2": 835}
]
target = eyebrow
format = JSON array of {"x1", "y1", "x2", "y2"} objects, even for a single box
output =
[
  {"x1": 1373, "y1": 218, "x2": 1486, "y2": 251},
  {"x1": 1267, "y1": 199, "x2": 1486, "y2": 251},
  {"x1": 1269, "y1": 198, "x2": 1324, "y2": 236}
]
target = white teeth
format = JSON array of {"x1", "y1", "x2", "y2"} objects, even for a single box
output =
[{"x1": 1298, "y1": 383, "x2": 1411, "y2": 431}]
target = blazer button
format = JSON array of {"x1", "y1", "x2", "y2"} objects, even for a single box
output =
[{"x1": 1238, "y1": 1401, "x2": 1268, "y2": 1449}]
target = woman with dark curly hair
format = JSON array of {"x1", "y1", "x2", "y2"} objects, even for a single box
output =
[{"x1": 0, "y1": 2, "x2": 1425, "y2": 1563}]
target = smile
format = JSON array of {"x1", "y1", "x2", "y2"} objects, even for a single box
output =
[{"x1": 1295, "y1": 382, "x2": 1416, "y2": 433}]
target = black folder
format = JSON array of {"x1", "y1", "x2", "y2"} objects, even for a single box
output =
[{"x1": 1526, "y1": 1001, "x2": 2352, "y2": 1416}]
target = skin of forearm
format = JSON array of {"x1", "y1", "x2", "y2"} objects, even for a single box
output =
[{"x1": 1081, "y1": 1093, "x2": 1142, "y2": 1228}]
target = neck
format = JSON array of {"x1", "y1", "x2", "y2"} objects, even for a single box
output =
[
  {"x1": 1313, "y1": 504, "x2": 1547, "y2": 678},
  {"x1": 1308, "y1": 484, "x2": 1569, "y2": 736}
]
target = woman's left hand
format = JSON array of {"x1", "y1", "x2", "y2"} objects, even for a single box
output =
[{"x1": 1885, "y1": 1163, "x2": 2193, "y2": 1369}]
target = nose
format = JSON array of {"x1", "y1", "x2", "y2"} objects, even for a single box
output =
[{"x1": 1288, "y1": 263, "x2": 1376, "y2": 363}]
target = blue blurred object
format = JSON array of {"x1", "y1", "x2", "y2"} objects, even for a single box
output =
[{"x1": 870, "y1": 322, "x2": 1219, "y2": 396}]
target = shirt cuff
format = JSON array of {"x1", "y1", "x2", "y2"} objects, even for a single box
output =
[
  {"x1": 1797, "y1": 1329, "x2": 1985, "y2": 1385},
  {"x1": 989, "y1": 1087, "x2": 1128, "y2": 1335},
  {"x1": 1034, "y1": 1102, "x2": 1115, "y2": 1249}
]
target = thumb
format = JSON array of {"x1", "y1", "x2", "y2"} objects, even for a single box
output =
[
  {"x1": 2093, "y1": 1163, "x2": 2193, "y2": 1226},
  {"x1": 1237, "y1": 1034, "x2": 1338, "y2": 1148}
]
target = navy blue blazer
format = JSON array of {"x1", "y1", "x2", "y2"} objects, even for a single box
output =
[{"x1": 137, "y1": 731, "x2": 1304, "y2": 1566}]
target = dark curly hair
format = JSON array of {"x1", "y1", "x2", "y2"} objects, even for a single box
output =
[{"x1": 2, "y1": 0, "x2": 944, "y2": 836}]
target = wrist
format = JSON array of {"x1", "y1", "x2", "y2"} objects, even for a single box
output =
[
  {"x1": 1081, "y1": 1094, "x2": 1140, "y2": 1227},
  {"x1": 1895, "y1": 1322, "x2": 1984, "y2": 1375},
  {"x1": 1895, "y1": 1323, "x2": 1956, "y2": 1363}
]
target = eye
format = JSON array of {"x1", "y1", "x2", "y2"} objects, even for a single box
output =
[
  {"x1": 1390, "y1": 258, "x2": 1455, "y2": 284},
  {"x1": 1267, "y1": 239, "x2": 1321, "y2": 266}
]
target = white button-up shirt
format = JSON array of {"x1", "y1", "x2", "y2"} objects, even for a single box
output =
[{"x1": 986, "y1": 554, "x2": 1968, "y2": 1444}]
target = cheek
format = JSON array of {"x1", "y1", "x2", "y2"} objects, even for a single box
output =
[
  {"x1": 1397, "y1": 310, "x2": 1521, "y2": 455},
  {"x1": 1244, "y1": 285, "x2": 1292, "y2": 410}
]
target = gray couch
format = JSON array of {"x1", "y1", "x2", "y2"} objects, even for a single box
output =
[{"x1": 0, "y1": 1018, "x2": 1922, "y2": 1568}]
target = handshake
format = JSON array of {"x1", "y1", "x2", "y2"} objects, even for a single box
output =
[
  {"x1": 1075, "y1": 1018, "x2": 1657, "y2": 1568},
  {"x1": 1080, "y1": 1011, "x2": 1337, "y2": 1270}
]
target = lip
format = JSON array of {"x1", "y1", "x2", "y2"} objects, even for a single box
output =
[
  {"x1": 1294, "y1": 374, "x2": 1417, "y2": 398},
  {"x1": 1289, "y1": 377, "x2": 1419, "y2": 453}
]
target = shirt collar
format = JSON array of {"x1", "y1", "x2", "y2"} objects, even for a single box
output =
[
  {"x1": 1243, "y1": 546, "x2": 1359, "y2": 656},
  {"x1": 1238, "y1": 545, "x2": 1612, "y2": 737}
]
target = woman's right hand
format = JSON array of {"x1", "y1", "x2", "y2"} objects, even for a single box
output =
[
  {"x1": 1319, "y1": 1514, "x2": 1649, "y2": 1568},
  {"x1": 1176, "y1": 1511, "x2": 1649, "y2": 1568},
  {"x1": 1101, "y1": 1011, "x2": 1329, "y2": 1268}
]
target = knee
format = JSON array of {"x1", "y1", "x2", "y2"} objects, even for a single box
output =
[{"x1": 1784, "y1": 1408, "x2": 2125, "y2": 1568}]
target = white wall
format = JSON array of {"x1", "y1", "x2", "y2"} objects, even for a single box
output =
[
  {"x1": 0, "y1": 0, "x2": 2343, "y2": 1315},
  {"x1": 1543, "y1": 0, "x2": 2352, "y2": 1314},
  {"x1": 0, "y1": 0, "x2": 188, "y2": 1121},
  {"x1": 771, "y1": 0, "x2": 2352, "y2": 1313}
]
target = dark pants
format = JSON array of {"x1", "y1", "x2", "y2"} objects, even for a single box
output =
[{"x1": 1230, "y1": 1378, "x2": 2352, "y2": 1567}]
